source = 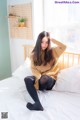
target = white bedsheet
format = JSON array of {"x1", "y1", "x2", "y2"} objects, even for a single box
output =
[{"x1": 0, "y1": 77, "x2": 80, "y2": 120}]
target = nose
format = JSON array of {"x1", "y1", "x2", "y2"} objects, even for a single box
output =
[{"x1": 43, "y1": 43, "x2": 46, "y2": 47}]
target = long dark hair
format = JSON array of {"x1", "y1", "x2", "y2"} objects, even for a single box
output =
[{"x1": 32, "y1": 31, "x2": 54, "y2": 66}]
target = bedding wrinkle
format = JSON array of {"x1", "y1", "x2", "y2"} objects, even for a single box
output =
[{"x1": 0, "y1": 77, "x2": 80, "y2": 120}]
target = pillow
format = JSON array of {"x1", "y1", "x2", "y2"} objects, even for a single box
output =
[
  {"x1": 53, "y1": 65, "x2": 80, "y2": 93},
  {"x1": 12, "y1": 57, "x2": 32, "y2": 79}
]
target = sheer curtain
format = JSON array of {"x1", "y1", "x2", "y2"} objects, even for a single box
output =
[{"x1": 44, "y1": 0, "x2": 80, "y2": 53}]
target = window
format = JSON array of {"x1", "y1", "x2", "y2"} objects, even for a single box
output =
[{"x1": 44, "y1": 0, "x2": 80, "y2": 53}]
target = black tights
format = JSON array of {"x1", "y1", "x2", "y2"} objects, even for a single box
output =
[
  {"x1": 39, "y1": 75, "x2": 56, "y2": 90},
  {"x1": 24, "y1": 75, "x2": 56, "y2": 111}
]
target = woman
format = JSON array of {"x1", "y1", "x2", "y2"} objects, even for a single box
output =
[{"x1": 24, "y1": 31, "x2": 66, "y2": 111}]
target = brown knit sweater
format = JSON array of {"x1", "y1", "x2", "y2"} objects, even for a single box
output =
[{"x1": 30, "y1": 39, "x2": 66, "y2": 90}]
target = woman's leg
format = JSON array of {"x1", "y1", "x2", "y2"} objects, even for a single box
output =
[
  {"x1": 24, "y1": 76, "x2": 43, "y2": 111},
  {"x1": 39, "y1": 75, "x2": 56, "y2": 91}
]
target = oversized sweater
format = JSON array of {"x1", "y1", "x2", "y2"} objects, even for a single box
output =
[{"x1": 30, "y1": 39, "x2": 66, "y2": 90}]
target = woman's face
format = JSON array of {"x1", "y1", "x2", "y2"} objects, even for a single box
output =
[{"x1": 41, "y1": 37, "x2": 49, "y2": 50}]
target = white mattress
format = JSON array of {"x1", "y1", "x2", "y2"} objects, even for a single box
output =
[{"x1": 0, "y1": 76, "x2": 80, "y2": 120}]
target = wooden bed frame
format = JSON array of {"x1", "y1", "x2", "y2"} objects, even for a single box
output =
[{"x1": 23, "y1": 45, "x2": 80, "y2": 70}]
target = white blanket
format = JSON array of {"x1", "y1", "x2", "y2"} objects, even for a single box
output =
[{"x1": 0, "y1": 76, "x2": 80, "y2": 120}]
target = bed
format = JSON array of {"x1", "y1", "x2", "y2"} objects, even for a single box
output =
[{"x1": 0, "y1": 45, "x2": 80, "y2": 120}]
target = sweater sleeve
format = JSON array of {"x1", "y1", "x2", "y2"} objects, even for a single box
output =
[
  {"x1": 51, "y1": 38, "x2": 67, "y2": 58},
  {"x1": 30, "y1": 54, "x2": 41, "y2": 80}
]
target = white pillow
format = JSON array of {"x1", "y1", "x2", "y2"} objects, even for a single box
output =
[
  {"x1": 53, "y1": 65, "x2": 80, "y2": 93},
  {"x1": 12, "y1": 57, "x2": 32, "y2": 79}
]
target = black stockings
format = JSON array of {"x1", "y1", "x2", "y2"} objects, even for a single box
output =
[
  {"x1": 24, "y1": 75, "x2": 56, "y2": 111},
  {"x1": 39, "y1": 75, "x2": 56, "y2": 90}
]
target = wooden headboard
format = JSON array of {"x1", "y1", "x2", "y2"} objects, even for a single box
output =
[{"x1": 23, "y1": 45, "x2": 80, "y2": 70}]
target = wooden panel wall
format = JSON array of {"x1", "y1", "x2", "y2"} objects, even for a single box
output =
[{"x1": 8, "y1": 3, "x2": 33, "y2": 39}]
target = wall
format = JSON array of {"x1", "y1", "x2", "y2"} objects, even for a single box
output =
[
  {"x1": 0, "y1": 0, "x2": 11, "y2": 80},
  {"x1": 7, "y1": 0, "x2": 44, "y2": 72},
  {"x1": 32, "y1": 0, "x2": 44, "y2": 40}
]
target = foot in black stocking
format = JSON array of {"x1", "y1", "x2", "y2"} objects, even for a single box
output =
[{"x1": 26, "y1": 102, "x2": 44, "y2": 111}]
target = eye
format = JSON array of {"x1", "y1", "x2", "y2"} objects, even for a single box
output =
[{"x1": 41, "y1": 41, "x2": 43, "y2": 43}]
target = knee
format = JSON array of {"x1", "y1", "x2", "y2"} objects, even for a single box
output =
[
  {"x1": 24, "y1": 76, "x2": 35, "y2": 85},
  {"x1": 40, "y1": 75, "x2": 49, "y2": 85},
  {"x1": 40, "y1": 75, "x2": 49, "y2": 81},
  {"x1": 24, "y1": 77, "x2": 31, "y2": 84},
  {"x1": 41, "y1": 75, "x2": 49, "y2": 79}
]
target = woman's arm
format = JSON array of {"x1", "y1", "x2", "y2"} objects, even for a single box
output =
[
  {"x1": 30, "y1": 54, "x2": 41, "y2": 80},
  {"x1": 31, "y1": 65, "x2": 41, "y2": 80},
  {"x1": 51, "y1": 38, "x2": 67, "y2": 57},
  {"x1": 30, "y1": 56, "x2": 41, "y2": 90},
  {"x1": 51, "y1": 38, "x2": 66, "y2": 49}
]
